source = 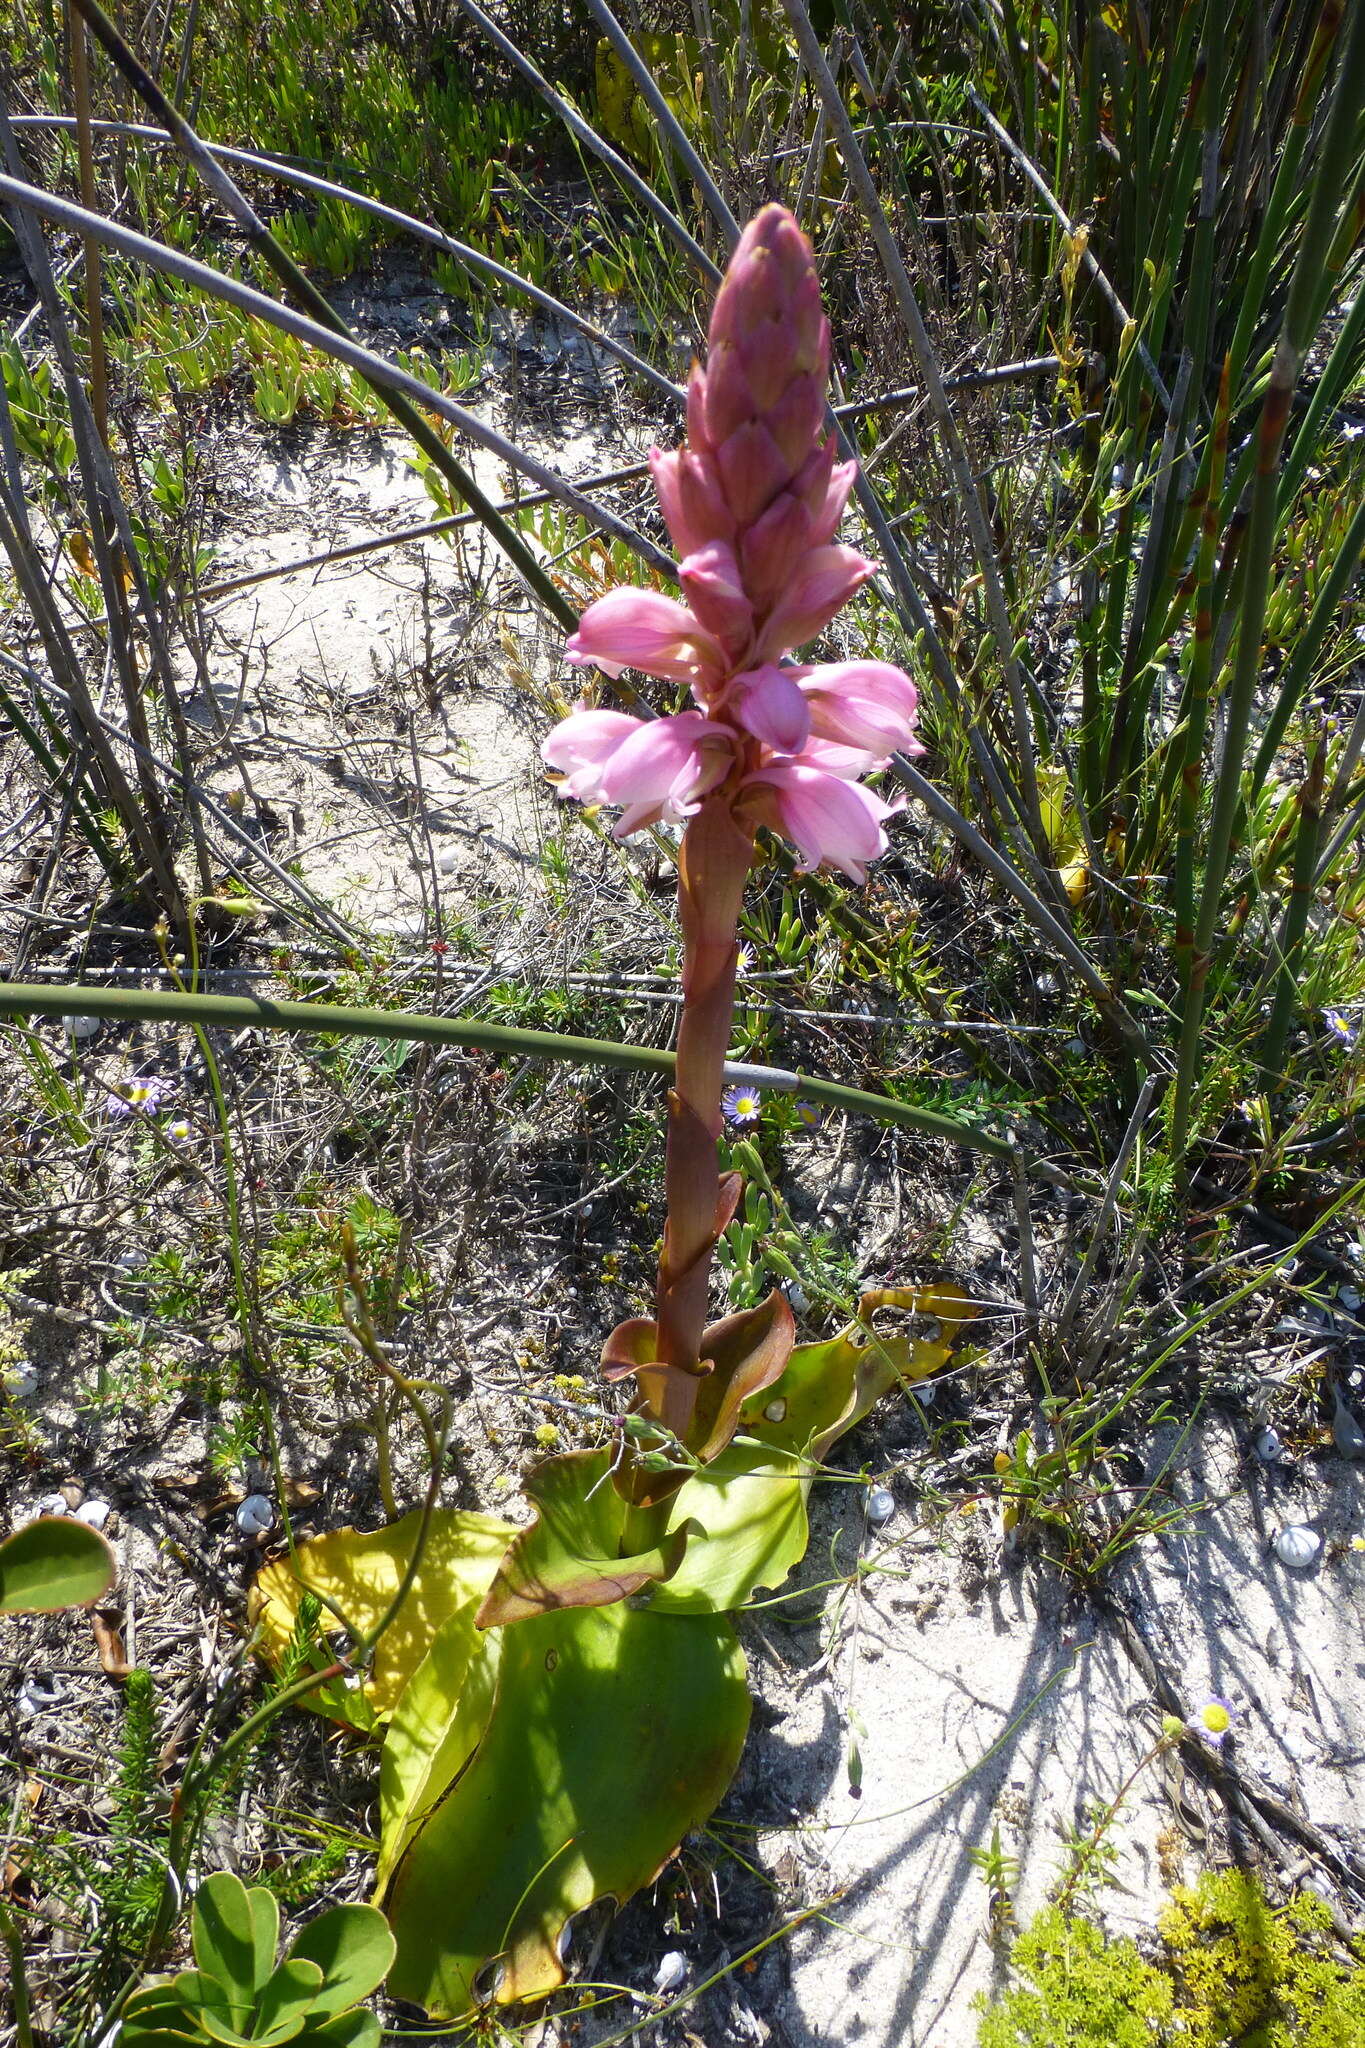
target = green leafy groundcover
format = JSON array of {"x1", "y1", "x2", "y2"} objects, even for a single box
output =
[
  {"x1": 121, "y1": 1870, "x2": 394, "y2": 2048},
  {"x1": 976, "y1": 1874, "x2": 1365, "y2": 2048}
]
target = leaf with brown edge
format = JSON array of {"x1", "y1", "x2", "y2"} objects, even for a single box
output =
[
  {"x1": 712, "y1": 1169, "x2": 742, "y2": 1237},
  {"x1": 689, "y1": 1290, "x2": 796, "y2": 1462},
  {"x1": 600, "y1": 1318, "x2": 657, "y2": 1375},
  {"x1": 857, "y1": 1281, "x2": 975, "y2": 1342},
  {"x1": 475, "y1": 1450, "x2": 694, "y2": 1628}
]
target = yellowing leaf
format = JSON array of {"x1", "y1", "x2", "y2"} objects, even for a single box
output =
[
  {"x1": 857, "y1": 1280, "x2": 976, "y2": 1342},
  {"x1": 1037, "y1": 762, "x2": 1090, "y2": 904},
  {"x1": 65, "y1": 530, "x2": 96, "y2": 575},
  {"x1": 1061, "y1": 858, "x2": 1090, "y2": 905},
  {"x1": 249, "y1": 1509, "x2": 514, "y2": 1727},
  {"x1": 378, "y1": 1608, "x2": 501, "y2": 1894}
]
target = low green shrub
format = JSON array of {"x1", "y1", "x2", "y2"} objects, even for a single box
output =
[{"x1": 978, "y1": 1872, "x2": 1365, "y2": 2047}]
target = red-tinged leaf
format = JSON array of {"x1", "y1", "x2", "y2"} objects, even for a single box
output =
[
  {"x1": 689, "y1": 1289, "x2": 796, "y2": 1461},
  {"x1": 601, "y1": 1316, "x2": 709, "y2": 1443}
]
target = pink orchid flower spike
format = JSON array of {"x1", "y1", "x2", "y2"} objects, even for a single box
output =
[{"x1": 540, "y1": 204, "x2": 926, "y2": 1495}]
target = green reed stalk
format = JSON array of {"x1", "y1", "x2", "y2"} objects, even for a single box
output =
[
  {"x1": 1152, "y1": 14, "x2": 1360, "y2": 668},
  {"x1": 1222, "y1": 0, "x2": 1342, "y2": 409},
  {"x1": 1168, "y1": 0, "x2": 1365, "y2": 1161},
  {"x1": 1135, "y1": 30, "x2": 1207, "y2": 381},
  {"x1": 1246, "y1": 489, "x2": 1365, "y2": 800},
  {"x1": 1077, "y1": 350, "x2": 1107, "y2": 816},
  {"x1": 1257, "y1": 725, "x2": 1329, "y2": 1088},
  {"x1": 784, "y1": 0, "x2": 1050, "y2": 859},
  {"x1": 1112, "y1": 11, "x2": 1224, "y2": 826},
  {"x1": 0, "y1": 981, "x2": 1014, "y2": 1160},
  {"x1": 1172, "y1": 357, "x2": 1231, "y2": 1002},
  {"x1": 1100, "y1": 5, "x2": 1355, "y2": 725}
]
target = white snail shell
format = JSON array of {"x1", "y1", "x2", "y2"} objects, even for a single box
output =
[
  {"x1": 1274, "y1": 1523, "x2": 1321, "y2": 1569},
  {"x1": 236, "y1": 1493, "x2": 275, "y2": 1537}
]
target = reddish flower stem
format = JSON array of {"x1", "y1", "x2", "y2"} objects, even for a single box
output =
[{"x1": 654, "y1": 795, "x2": 756, "y2": 1372}]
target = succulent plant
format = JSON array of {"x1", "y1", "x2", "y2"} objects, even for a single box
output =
[{"x1": 119, "y1": 1872, "x2": 394, "y2": 2048}]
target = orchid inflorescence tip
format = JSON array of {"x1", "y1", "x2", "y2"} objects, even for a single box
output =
[{"x1": 543, "y1": 205, "x2": 922, "y2": 883}]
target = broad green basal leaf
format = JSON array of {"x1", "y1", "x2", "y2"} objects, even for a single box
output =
[
  {"x1": 741, "y1": 1321, "x2": 951, "y2": 1465},
  {"x1": 0, "y1": 1516, "x2": 116, "y2": 1613},
  {"x1": 379, "y1": 1443, "x2": 805, "y2": 1893},
  {"x1": 302, "y1": 2014, "x2": 381, "y2": 2048},
  {"x1": 476, "y1": 1450, "x2": 690, "y2": 1627},
  {"x1": 648, "y1": 1443, "x2": 810, "y2": 1613},
  {"x1": 192, "y1": 1872, "x2": 265, "y2": 2015},
  {"x1": 246, "y1": 1957, "x2": 324, "y2": 2047},
  {"x1": 249, "y1": 1509, "x2": 514, "y2": 1728},
  {"x1": 383, "y1": 1602, "x2": 748, "y2": 2019},
  {"x1": 120, "y1": 1982, "x2": 212, "y2": 2048},
  {"x1": 478, "y1": 1315, "x2": 954, "y2": 1629},
  {"x1": 477, "y1": 1436, "x2": 814, "y2": 1625}
]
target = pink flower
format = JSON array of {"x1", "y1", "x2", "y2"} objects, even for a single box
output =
[
  {"x1": 566, "y1": 588, "x2": 725, "y2": 686},
  {"x1": 542, "y1": 205, "x2": 926, "y2": 886},
  {"x1": 738, "y1": 761, "x2": 902, "y2": 883},
  {"x1": 598, "y1": 712, "x2": 734, "y2": 833},
  {"x1": 728, "y1": 665, "x2": 811, "y2": 752},
  {"x1": 542, "y1": 708, "x2": 641, "y2": 799},
  {"x1": 754, "y1": 544, "x2": 877, "y2": 663},
  {"x1": 798, "y1": 661, "x2": 924, "y2": 762},
  {"x1": 678, "y1": 541, "x2": 755, "y2": 653},
  {"x1": 649, "y1": 445, "x2": 736, "y2": 558},
  {"x1": 543, "y1": 707, "x2": 734, "y2": 836}
]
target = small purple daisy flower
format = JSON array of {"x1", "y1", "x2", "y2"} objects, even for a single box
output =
[
  {"x1": 722, "y1": 1085, "x2": 762, "y2": 1126},
  {"x1": 1188, "y1": 1696, "x2": 1235, "y2": 1748},
  {"x1": 1324, "y1": 1008, "x2": 1358, "y2": 1049},
  {"x1": 795, "y1": 1100, "x2": 822, "y2": 1129},
  {"x1": 104, "y1": 1076, "x2": 169, "y2": 1118}
]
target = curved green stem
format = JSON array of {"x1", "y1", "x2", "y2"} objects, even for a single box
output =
[{"x1": 0, "y1": 980, "x2": 1014, "y2": 1158}]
